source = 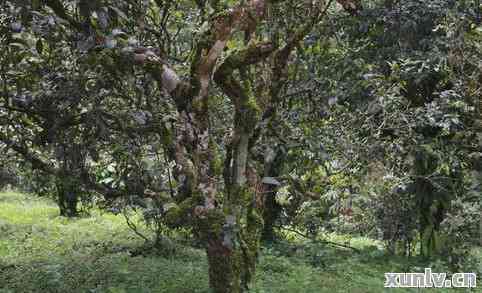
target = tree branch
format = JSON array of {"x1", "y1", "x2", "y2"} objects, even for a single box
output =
[{"x1": 277, "y1": 225, "x2": 361, "y2": 252}]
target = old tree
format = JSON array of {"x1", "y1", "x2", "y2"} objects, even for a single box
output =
[{"x1": 0, "y1": 0, "x2": 365, "y2": 292}]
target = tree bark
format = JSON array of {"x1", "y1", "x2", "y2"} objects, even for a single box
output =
[
  {"x1": 261, "y1": 148, "x2": 284, "y2": 242},
  {"x1": 56, "y1": 179, "x2": 78, "y2": 217},
  {"x1": 205, "y1": 205, "x2": 262, "y2": 292},
  {"x1": 261, "y1": 188, "x2": 281, "y2": 242},
  {"x1": 206, "y1": 238, "x2": 243, "y2": 293}
]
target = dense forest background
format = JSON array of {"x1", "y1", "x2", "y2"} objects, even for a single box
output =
[{"x1": 0, "y1": 0, "x2": 480, "y2": 292}]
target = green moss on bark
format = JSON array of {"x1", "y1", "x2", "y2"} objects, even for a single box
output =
[
  {"x1": 237, "y1": 96, "x2": 261, "y2": 133},
  {"x1": 164, "y1": 192, "x2": 204, "y2": 228},
  {"x1": 207, "y1": 238, "x2": 243, "y2": 293}
]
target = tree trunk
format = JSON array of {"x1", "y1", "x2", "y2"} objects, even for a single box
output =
[
  {"x1": 261, "y1": 148, "x2": 284, "y2": 242},
  {"x1": 261, "y1": 189, "x2": 281, "y2": 242},
  {"x1": 56, "y1": 180, "x2": 78, "y2": 217},
  {"x1": 206, "y1": 238, "x2": 243, "y2": 293},
  {"x1": 201, "y1": 176, "x2": 262, "y2": 293},
  {"x1": 205, "y1": 211, "x2": 261, "y2": 293}
]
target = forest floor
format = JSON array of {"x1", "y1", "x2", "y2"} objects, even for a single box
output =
[{"x1": 0, "y1": 191, "x2": 479, "y2": 293}]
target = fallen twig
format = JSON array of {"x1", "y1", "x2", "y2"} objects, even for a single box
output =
[{"x1": 276, "y1": 226, "x2": 361, "y2": 253}]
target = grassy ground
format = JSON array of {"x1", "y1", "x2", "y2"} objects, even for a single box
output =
[{"x1": 0, "y1": 191, "x2": 479, "y2": 293}]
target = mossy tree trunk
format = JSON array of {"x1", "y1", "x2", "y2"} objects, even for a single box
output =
[
  {"x1": 200, "y1": 3, "x2": 328, "y2": 290},
  {"x1": 204, "y1": 195, "x2": 262, "y2": 293},
  {"x1": 202, "y1": 88, "x2": 264, "y2": 292}
]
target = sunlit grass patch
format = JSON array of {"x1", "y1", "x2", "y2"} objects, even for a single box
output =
[{"x1": 0, "y1": 192, "x2": 58, "y2": 224}]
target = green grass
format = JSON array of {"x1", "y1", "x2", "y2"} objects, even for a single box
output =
[{"x1": 0, "y1": 191, "x2": 479, "y2": 293}]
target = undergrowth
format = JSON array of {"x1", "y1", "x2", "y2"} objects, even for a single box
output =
[{"x1": 0, "y1": 192, "x2": 479, "y2": 293}]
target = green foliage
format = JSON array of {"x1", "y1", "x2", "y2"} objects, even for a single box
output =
[
  {"x1": 274, "y1": 0, "x2": 481, "y2": 263},
  {"x1": 1, "y1": 0, "x2": 481, "y2": 290}
]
